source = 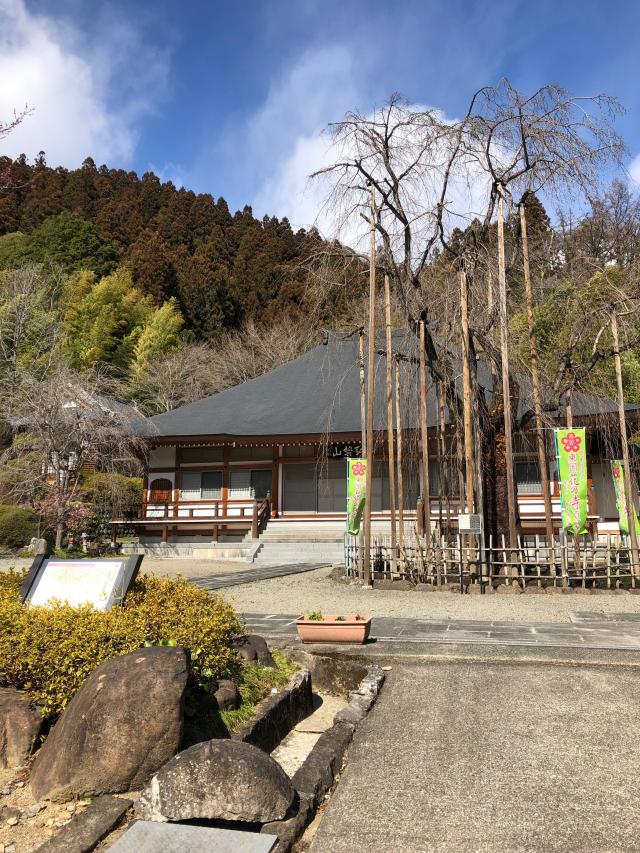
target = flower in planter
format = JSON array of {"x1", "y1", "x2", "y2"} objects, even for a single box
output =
[
  {"x1": 335, "y1": 615, "x2": 345, "y2": 621},
  {"x1": 306, "y1": 610, "x2": 323, "y2": 621}
]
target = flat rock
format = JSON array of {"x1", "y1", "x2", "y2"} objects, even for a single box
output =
[
  {"x1": 30, "y1": 647, "x2": 188, "y2": 802},
  {"x1": 33, "y1": 795, "x2": 132, "y2": 853},
  {"x1": 139, "y1": 739, "x2": 295, "y2": 823},
  {"x1": 0, "y1": 688, "x2": 43, "y2": 769},
  {"x1": 212, "y1": 679, "x2": 240, "y2": 711}
]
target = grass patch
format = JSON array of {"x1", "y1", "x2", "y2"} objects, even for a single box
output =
[{"x1": 220, "y1": 651, "x2": 298, "y2": 732}]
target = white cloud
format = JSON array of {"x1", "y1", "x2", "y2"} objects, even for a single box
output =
[
  {"x1": 629, "y1": 153, "x2": 640, "y2": 187},
  {"x1": 246, "y1": 46, "x2": 492, "y2": 255},
  {"x1": 0, "y1": 0, "x2": 168, "y2": 167},
  {"x1": 241, "y1": 44, "x2": 369, "y2": 241}
]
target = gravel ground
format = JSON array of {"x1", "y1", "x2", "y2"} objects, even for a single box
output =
[
  {"x1": 220, "y1": 566, "x2": 640, "y2": 623},
  {"x1": 5, "y1": 557, "x2": 640, "y2": 623},
  {"x1": 0, "y1": 556, "x2": 253, "y2": 579}
]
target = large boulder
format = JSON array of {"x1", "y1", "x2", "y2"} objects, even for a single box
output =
[
  {"x1": 0, "y1": 688, "x2": 43, "y2": 768},
  {"x1": 30, "y1": 646, "x2": 189, "y2": 802},
  {"x1": 232, "y1": 635, "x2": 276, "y2": 668},
  {"x1": 139, "y1": 739, "x2": 295, "y2": 823}
]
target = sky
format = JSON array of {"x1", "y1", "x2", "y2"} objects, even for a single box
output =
[{"x1": 1, "y1": 0, "x2": 640, "y2": 236}]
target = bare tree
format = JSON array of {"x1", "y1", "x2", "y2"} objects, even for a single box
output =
[
  {"x1": 131, "y1": 317, "x2": 317, "y2": 415},
  {"x1": 312, "y1": 81, "x2": 629, "y2": 540},
  {"x1": 0, "y1": 107, "x2": 33, "y2": 190}
]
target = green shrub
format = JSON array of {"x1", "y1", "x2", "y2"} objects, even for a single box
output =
[
  {"x1": 81, "y1": 473, "x2": 143, "y2": 512},
  {"x1": 0, "y1": 571, "x2": 245, "y2": 716},
  {"x1": 0, "y1": 505, "x2": 38, "y2": 550}
]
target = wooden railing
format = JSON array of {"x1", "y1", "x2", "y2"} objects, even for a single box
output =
[{"x1": 251, "y1": 494, "x2": 271, "y2": 539}]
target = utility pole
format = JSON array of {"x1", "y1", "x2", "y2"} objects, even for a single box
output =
[
  {"x1": 363, "y1": 184, "x2": 376, "y2": 586},
  {"x1": 459, "y1": 267, "x2": 475, "y2": 515},
  {"x1": 497, "y1": 186, "x2": 518, "y2": 548},
  {"x1": 611, "y1": 311, "x2": 639, "y2": 581},
  {"x1": 418, "y1": 319, "x2": 432, "y2": 569},
  {"x1": 520, "y1": 200, "x2": 554, "y2": 550}
]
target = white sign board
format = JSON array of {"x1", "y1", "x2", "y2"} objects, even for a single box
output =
[
  {"x1": 21, "y1": 556, "x2": 142, "y2": 612},
  {"x1": 458, "y1": 513, "x2": 482, "y2": 534}
]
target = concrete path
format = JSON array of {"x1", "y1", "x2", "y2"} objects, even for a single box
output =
[
  {"x1": 309, "y1": 651, "x2": 640, "y2": 852},
  {"x1": 189, "y1": 562, "x2": 329, "y2": 591},
  {"x1": 244, "y1": 612, "x2": 640, "y2": 651}
]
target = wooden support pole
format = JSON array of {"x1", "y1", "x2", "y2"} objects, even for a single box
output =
[
  {"x1": 384, "y1": 274, "x2": 398, "y2": 573},
  {"x1": 497, "y1": 187, "x2": 518, "y2": 548},
  {"x1": 459, "y1": 268, "x2": 475, "y2": 515},
  {"x1": 418, "y1": 320, "x2": 432, "y2": 569},
  {"x1": 520, "y1": 201, "x2": 554, "y2": 549},
  {"x1": 394, "y1": 356, "x2": 405, "y2": 550},
  {"x1": 612, "y1": 311, "x2": 639, "y2": 580},
  {"x1": 436, "y1": 378, "x2": 451, "y2": 537},
  {"x1": 363, "y1": 185, "x2": 376, "y2": 586},
  {"x1": 358, "y1": 329, "x2": 366, "y2": 578},
  {"x1": 359, "y1": 329, "x2": 367, "y2": 457}
]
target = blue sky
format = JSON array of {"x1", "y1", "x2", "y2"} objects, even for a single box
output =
[{"x1": 1, "y1": 0, "x2": 639, "y2": 231}]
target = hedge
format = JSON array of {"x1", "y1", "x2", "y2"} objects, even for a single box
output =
[
  {"x1": 0, "y1": 570, "x2": 245, "y2": 716},
  {"x1": 0, "y1": 505, "x2": 38, "y2": 550}
]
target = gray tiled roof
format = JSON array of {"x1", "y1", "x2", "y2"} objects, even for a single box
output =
[{"x1": 145, "y1": 330, "x2": 625, "y2": 439}]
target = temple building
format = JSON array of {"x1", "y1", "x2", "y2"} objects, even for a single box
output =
[{"x1": 120, "y1": 331, "x2": 635, "y2": 548}]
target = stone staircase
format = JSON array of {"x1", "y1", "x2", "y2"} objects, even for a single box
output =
[
  {"x1": 248, "y1": 518, "x2": 410, "y2": 565},
  {"x1": 249, "y1": 520, "x2": 346, "y2": 565}
]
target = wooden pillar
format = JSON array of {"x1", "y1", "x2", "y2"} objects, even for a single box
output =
[
  {"x1": 384, "y1": 274, "x2": 398, "y2": 573},
  {"x1": 497, "y1": 187, "x2": 518, "y2": 548},
  {"x1": 612, "y1": 312, "x2": 639, "y2": 579},
  {"x1": 363, "y1": 185, "x2": 376, "y2": 586},
  {"x1": 222, "y1": 445, "x2": 230, "y2": 515},
  {"x1": 418, "y1": 320, "x2": 432, "y2": 566},
  {"x1": 520, "y1": 201, "x2": 554, "y2": 548},
  {"x1": 271, "y1": 446, "x2": 279, "y2": 517}
]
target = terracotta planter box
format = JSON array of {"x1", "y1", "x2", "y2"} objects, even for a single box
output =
[{"x1": 295, "y1": 615, "x2": 372, "y2": 644}]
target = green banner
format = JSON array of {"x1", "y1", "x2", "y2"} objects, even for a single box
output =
[
  {"x1": 346, "y1": 458, "x2": 367, "y2": 535},
  {"x1": 610, "y1": 460, "x2": 640, "y2": 536},
  {"x1": 554, "y1": 428, "x2": 588, "y2": 535}
]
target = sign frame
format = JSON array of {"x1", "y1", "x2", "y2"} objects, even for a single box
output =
[{"x1": 19, "y1": 554, "x2": 143, "y2": 611}]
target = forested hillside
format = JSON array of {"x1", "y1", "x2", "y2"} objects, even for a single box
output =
[{"x1": 0, "y1": 153, "x2": 338, "y2": 336}]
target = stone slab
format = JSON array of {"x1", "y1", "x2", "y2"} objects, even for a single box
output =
[
  {"x1": 108, "y1": 821, "x2": 278, "y2": 852},
  {"x1": 34, "y1": 795, "x2": 132, "y2": 853},
  {"x1": 244, "y1": 613, "x2": 640, "y2": 651}
]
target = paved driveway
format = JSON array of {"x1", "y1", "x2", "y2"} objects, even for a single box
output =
[{"x1": 310, "y1": 651, "x2": 640, "y2": 852}]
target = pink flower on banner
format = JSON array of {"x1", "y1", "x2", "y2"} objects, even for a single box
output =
[
  {"x1": 352, "y1": 462, "x2": 367, "y2": 477},
  {"x1": 561, "y1": 431, "x2": 582, "y2": 454}
]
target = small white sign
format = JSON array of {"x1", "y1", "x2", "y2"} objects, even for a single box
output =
[
  {"x1": 22, "y1": 556, "x2": 142, "y2": 612},
  {"x1": 458, "y1": 513, "x2": 482, "y2": 534}
]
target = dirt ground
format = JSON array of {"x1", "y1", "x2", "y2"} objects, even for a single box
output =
[{"x1": 0, "y1": 765, "x2": 90, "y2": 853}]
